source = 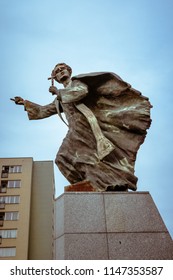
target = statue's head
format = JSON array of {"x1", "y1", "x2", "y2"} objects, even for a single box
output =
[{"x1": 52, "y1": 63, "x2": 72, "y2": 83}]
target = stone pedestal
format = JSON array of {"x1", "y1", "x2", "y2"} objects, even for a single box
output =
[{"x1": 54, "y1": 192, "x2": 173, "y2": 259}]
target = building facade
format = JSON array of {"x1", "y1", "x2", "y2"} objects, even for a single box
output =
[{"x1": 0, "y1": 158, "x2": 55, "y2": 260}]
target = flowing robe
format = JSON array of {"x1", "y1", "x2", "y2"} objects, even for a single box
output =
[{"x1": 24, "y1": 72, "x2": 152, "y2": 191}]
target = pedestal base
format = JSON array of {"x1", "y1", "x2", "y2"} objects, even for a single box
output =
[{"x1": 54, "y1": 192, "x2": 173, "y2": 259}]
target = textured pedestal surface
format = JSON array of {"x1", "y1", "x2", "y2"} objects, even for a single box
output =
[{"x1": 54, "y1": 192, "x2": 173, "y2": 260}]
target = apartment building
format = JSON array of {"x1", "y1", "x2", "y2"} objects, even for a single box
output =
[{"x1": 0, "y1": 158, "x2": 55, "y2": 260}]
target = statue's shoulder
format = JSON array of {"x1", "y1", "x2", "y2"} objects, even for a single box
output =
[
  {"x1": 72, "y1": 72, "x2": 131, "y2": 97},
  {"x1": 72, "y1": 72, "x2": 124, "y2": 87}
]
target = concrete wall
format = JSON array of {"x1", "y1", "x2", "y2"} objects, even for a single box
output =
[{"x1": 28, "y1": 161, "x2": 55, "y2": 260}]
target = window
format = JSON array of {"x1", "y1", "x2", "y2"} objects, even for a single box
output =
[
  {"x1": 0, "y1": 229, "x2": 17, "y2": 238},
  {"x1": 0, "y1": 180, "x2": 21, "y2": 192},
  {"x1": 0, "y1": 180, "x2": 21, "y2": 189},
  {"x1": 9, "y1": 166, "x2": 22, "y2": 173},
  {"x1": 0, "y1": 247, "x2": 16, "y2": 257},
  {"x1": 7, "y1": 180, "x2": 21, "y2": 188},
  {"x1": 4, "y1": 212, "x2": 19, "y2": 221},
  {"x1": 1, "y1": 165, "x2": 22, "y2": 178},
  {"x1": 0, "y1": 196, "x2": 20, "y2": 204}
]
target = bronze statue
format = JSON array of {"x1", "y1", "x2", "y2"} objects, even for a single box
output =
[{"x1": 11, "y1": 63, "x2": 152, "y2": 191}]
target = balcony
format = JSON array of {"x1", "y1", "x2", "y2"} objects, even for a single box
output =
[
  {"x1": 0, "y1": 220, "x2": 4, "y2": 227},
  {"x1": 0, "y1": 188, "x2": 7, "y2": 193},
  {"x1": 0, "y1": 203, "x2": 5, "y2": 209},
  {"x1": 1, "y1": 172, "x2": 8, "y2": 178}
]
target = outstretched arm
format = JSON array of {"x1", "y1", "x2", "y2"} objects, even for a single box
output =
[
  {"x1": 11, "y1": 96, "x2": 57, "y2": 120},
  {"x1": 24, "y1": 100, "x2": 57, "y2": 120}
]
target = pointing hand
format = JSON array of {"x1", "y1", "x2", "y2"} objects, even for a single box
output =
[{"x1": 10, "y1": 96, "x2": 25, "y2": 105}]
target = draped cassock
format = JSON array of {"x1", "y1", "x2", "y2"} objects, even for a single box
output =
[{"x1": 24, "y1": 72, "x2": 152, "y2": 191}]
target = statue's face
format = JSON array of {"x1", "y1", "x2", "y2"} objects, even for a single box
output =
[{"x1": 54, "y1": 65, "x2": 71, "y2": 83}]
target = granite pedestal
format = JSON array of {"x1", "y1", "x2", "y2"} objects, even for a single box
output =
[{"x1": 54, "y1": 192, "x2": 173, "y2": 259}]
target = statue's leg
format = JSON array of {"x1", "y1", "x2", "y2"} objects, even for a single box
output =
[{"x1": 55, "y1": 153, "x2": 85, "y2": 184}]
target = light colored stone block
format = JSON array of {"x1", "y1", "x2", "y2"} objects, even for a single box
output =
[
  {"x1": 54, "y1": 192, "x2": 173, "y2": 259},
  {"x1": 55, "y1": 193, "x2": 106, "y2": 237},
  {"x1": 104, "y1": 192, "x2": 167, "y2": 232},
  {"x1": 55, "y1": 233, "x2": 108, "y2": 260},
  {"x1": 108, "y1": 232, "x2": 173, "y2": 260}
]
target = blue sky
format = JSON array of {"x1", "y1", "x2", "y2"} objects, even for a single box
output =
[{"x1": 0, "y1": 0, "x2": 173, "y2": 238}]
